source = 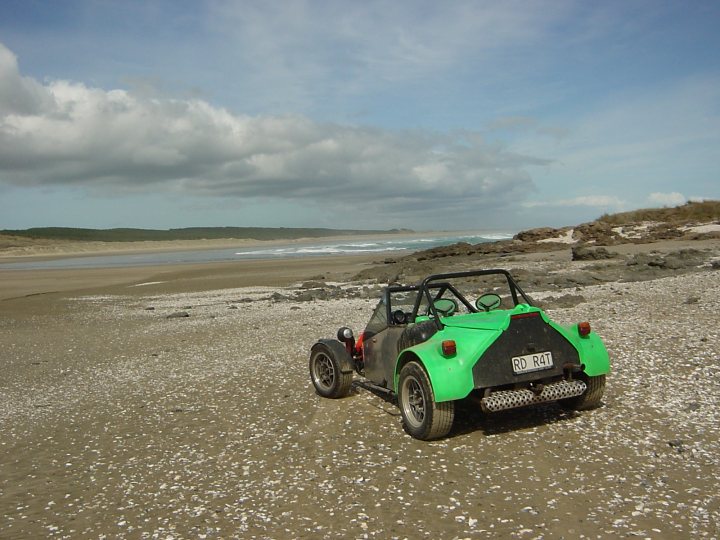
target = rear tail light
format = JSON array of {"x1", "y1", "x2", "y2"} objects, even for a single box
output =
[
  {"x1": 441, "y1": 340, "x2": 457, "y2": 357},
  {"x1": 578, "y1": 321, "x2": 591, "y2": 337}
]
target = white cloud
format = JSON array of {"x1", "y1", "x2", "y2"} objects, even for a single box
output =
[
  {"x1": 0, "y1": 42, "x2": 544, "y2": 221},
  {"x1": 647, "y1": 192, "x2": 686, "y2": 207},
  {"x1": 0, "y1": 45, "x2": 53, "y2": 115}
]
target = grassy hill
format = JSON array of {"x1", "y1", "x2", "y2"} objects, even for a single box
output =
[
  {"x1": 0, "y1": 226, "x2": 413, "y2": 243},
  {"x1": 597, "y1": 200, "x2": 719, "y2": 225}
]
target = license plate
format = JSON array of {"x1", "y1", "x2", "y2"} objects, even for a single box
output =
[{"x1": 511, "y1": 351, "x2": 554, "y2": 374}]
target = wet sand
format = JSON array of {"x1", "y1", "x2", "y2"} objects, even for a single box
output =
[
  {"x1": 0, "y1": 253, "x2": 385, "y2": 302},
  {"x1": 1, "y1": 242, "x2": 719, "y2": 538}
]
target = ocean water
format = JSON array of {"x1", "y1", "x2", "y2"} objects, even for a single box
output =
[{"x1": 0, "y1": 231, "x2": 514, "y2": 270}]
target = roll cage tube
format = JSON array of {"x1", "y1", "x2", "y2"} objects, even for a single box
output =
[
  {"x1": 412, "y1": 269, "x2": 534, "y2": 331},
  {"x1": 384, "y1": 269, "x2": 534, "y2": 331}
]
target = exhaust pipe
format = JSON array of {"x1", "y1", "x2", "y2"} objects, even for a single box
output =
[{"x1": 481, "y1": 379, "x2": 587, "y2": 413}]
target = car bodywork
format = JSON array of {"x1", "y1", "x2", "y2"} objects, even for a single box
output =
[{"x1": 309, "y1": 269, "x2": 610, "y2": 440}]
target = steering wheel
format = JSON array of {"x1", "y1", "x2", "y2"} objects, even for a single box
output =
[
  {"x1": 392, "y1": 309, "x2": 408, "y2": 325},
  {"x1": 475, "y1": 293, "x2": 501, "y2": 312}
]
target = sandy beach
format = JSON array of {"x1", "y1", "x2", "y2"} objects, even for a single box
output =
[
  {"x1": 0, "y1": 253, "x2": 383, "y2": 302},
  {"x1": 1, "y1": 237, "x2": 719, "y2": 538},
  {"x1": 0, "y1": 230, "x2": 475, "y2": 300}
]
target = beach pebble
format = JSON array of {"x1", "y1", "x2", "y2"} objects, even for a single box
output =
[{"x1": 1, "y1": 270, "x2": 719, "y2": 538}]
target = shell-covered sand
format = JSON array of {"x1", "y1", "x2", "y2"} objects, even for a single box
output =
[{"x1": 1, "y1": 246, "x2": 719, "y2": 538}]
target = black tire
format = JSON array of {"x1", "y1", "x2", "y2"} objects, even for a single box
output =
[
  {"x1": 397, "y1": 320, "x2": 438, "y2": 353},
  {"x1": 398, "y1": 361, "x2": 454, "y2": 440},
  {"x1": 309, "y1": 342, "x2": 353, "y2": 399},
  {"x1": 561, "y1": 374, "x2": 606, "y2": 411}
]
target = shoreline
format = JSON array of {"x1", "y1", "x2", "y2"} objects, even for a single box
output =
[
  {"x1": 0, "y1": 229, "x2": 511, "y2": 263},
  {"x1": 2, "y1": 236, "x2": 717, "y2": 304}
]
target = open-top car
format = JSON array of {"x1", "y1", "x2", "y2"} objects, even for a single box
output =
[{"x1": 309, "y1": 269, "x2": 610, "y2": 440}]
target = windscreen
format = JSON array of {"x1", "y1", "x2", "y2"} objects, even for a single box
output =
[{"x1": 364, "y1": 298, "x2": 388, "y2": 336}]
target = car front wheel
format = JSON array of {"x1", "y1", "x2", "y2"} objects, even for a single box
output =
[
  {"x1": 309, "y1": 343, "x2": 353, "y2": 399},
  {"x1": 398, "y1": 361, "x2": 454, "y2": 440}
]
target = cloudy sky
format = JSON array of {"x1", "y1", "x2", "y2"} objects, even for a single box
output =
[{"x1": 0, "y1": 1, "x2": 718, "y2": 232}]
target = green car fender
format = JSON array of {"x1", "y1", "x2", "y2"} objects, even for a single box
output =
[
  {"x1": 513, "y1": 310, "x2": 610, "y2": 377},
  {"x1": 394, "y1": 326, "x2": 501, "y2": 403},
  {"x1": 394, "y1": 315, "x2": 610, "y2": 403},
  {"x1": 551, "y1": 321, "x2": 611, "y2": 376}
]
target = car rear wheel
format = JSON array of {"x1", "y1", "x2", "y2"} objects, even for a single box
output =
[
  {"x1": 398, "y1": 361, "x2": 454, "y2": 440},
  {"x1": 397, "y1": 321, "x2": 438, "y2": 352},
  {"x1": 560, "y1": 374, "x2": 606, "y2": 410},
  {"x1": 309, "y1": 343, "x2": 353, "y2": 399}
]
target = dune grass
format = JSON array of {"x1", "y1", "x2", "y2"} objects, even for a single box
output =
[{"x1": 597, "y1": 200, "x2": 719, "y2": 225}]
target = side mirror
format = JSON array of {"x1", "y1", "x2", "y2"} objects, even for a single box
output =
[
  {"x1": 433, "y1": 298, "x2": 457, "y2": 317},
  {"x1": 475, "y1": 293, "x2": 501, "y2": 312}
]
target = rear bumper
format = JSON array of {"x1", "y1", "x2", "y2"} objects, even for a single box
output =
[{"x1": 480, "y1": 379, "x2": 587, "y2": 412}]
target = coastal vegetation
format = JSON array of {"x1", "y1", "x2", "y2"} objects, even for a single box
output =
[{"x1": 597, "y1": 200, "x2": 719, "y2": 225}]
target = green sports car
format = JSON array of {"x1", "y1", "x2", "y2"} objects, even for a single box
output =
[{"x1": 309, "y1": 269, "x2": 610, "y2": 440}]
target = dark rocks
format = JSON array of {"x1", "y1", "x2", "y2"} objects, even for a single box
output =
[
  {"x1": 166, "y1": 311, "x2": 190, "y2": 319},
  {"x1": 572, "y1": 246, "x2": 616, "y2": 261},
  {"x1": 626, "y1": 249, "x2": 706, "y2": 270},
  {"x1": 662, "y1": 249, "x2": 705, "y2": 269},
  {"x1": 668, "y1": 440, "x2": 686, "y2": 454},
  {"x1": 293, "y1": 282, "x2": 350, "y2": 302},
  {"x1": 294, "y1": 290, "x2": 324, "y2": 302},
  {"x1": 513, "y1": 227, "x2": 569, "y2": 243},
  {"x1": 651, "y1": 223, "x2": 684, "y2": 240},
  {"x1": 573, "y1": 221, "x2": 616, "y2": 244},
  {"x1": 261, "y1": 283, "x2": 384, "y2": 304},
  {"x1": 551, "y1": 272, "x2": 606, "y2": 288},
  {"x1": 626, "y1": 253, "x2": 663, "y2": 267}
]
